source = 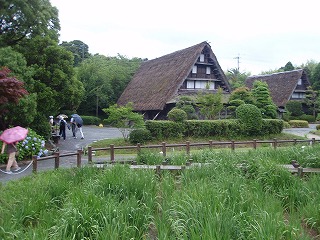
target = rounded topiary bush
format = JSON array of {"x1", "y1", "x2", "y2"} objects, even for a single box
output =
[
  {"x1": 167, "y1": 108, "x2": 187, "y2": 122},
  {"x1": 236, "y1": 104, "x2": 262, "y2": 135},
  {"x1": 129, "y1": 128, "x2": 152, "y2": 144}
]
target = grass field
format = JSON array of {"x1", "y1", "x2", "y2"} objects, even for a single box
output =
[{"x1": 1, "y1": 144, "x2": 320, "y2": 239}]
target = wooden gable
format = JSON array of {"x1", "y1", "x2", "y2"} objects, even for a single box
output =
[
  {"x1": 245, "y1": 69, "x2": 311, "y2": 107},
  {"x1": 117, "y1": 41, "x2": 231, "y2": 115}
]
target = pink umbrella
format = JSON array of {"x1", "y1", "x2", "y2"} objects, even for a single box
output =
[{"x1": 0, "y1": 126, "x2": 29, "y2": 144}]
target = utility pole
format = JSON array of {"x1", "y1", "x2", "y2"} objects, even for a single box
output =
[{"x1": 234, "y1": 54, "x2": 240, "y2": 72}]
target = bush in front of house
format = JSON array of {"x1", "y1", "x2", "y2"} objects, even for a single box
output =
[
  {"x1": 288, "y1": 120, "x2": 309, "y2": 128},
  {"x1": 145, "y1": 120, "x2": 185, "y2": 139},
  {"x1": 259, "y1": 119, "x2": 284, "y2": 135},
  {"x1": 184, "y1": 119, "x2": 243, "y2": 138},
  {"x1": 167, "y1": 108, "x2": 187, "y2": 122},
  {"x1": 236, "y1": 104, "x2": 262, "y2": 135},
  {"x1": 129, "y1": 129, "x2": 152, "y2": 144}
]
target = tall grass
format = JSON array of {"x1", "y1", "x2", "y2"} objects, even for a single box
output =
[{"x1": 2, "y1": 145, "x2": 320, "y2": 239}]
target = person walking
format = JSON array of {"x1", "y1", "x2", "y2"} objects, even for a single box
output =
[
  {"x1": 70, "y1": 114, "x2": 84, "y2": 139},
  {"x1": 58, "y1": 116, "x2": 67, "y2": 140},
  {"x1": 1, "y1": 142, "x2": 21, "y2": 174}
]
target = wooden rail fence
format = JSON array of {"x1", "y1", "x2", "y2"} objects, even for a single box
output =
[{"x1": 30, "y1": 138, "x2": 319, "y2": 172}]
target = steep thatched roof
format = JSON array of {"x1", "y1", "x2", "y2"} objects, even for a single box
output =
[
  {"x1": 245, "y1": 69, "x2": 310, "y2": 107},
  {"x1": 117, "y1": 41, "x2": 230, "y2": 111}
]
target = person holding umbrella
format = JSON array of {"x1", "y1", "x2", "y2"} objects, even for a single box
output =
[
  {"x1": 0, "y1": 126, "x2": 28, "y2": 174},
  {"x1": 70, "y1": 114, "x2": 84, "y2": 139}
]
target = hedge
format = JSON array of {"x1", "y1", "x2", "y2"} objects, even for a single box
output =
[{"x1": 146, "y1": 119, "x2": 284, "y2": 140}]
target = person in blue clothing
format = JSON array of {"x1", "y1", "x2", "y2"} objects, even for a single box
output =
[{"x1": 58, "y1": 116, "x2": 67, "y2": 140}]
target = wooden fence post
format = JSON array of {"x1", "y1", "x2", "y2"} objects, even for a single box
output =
[
  {"x1": 110, "y1": 144, "x2": 115, "y2": 163},
  {"x1": 273, "y1": 138, "x2": 277, "y2": 149},
  {"x1": 253, "y1": 139, "x2": 257, "y2": 150},
  {"x1": 88, "y1": 146, "x2": 92, "y2": 163},
  {"x1": 155, "y1": 165, "x2": 161, "y2": 178},
  {"x1": 312, "y1": 138, "x2": 315, "y2": 146},
  {"x1": 77, "y1": 149, "x2": 82, "y2": 167},
  {"x1": 231, "y1": 140, "x2": 235, "y2": 151},
  {"x1": 298, "y1": 167, "x2": 304, "y2": 178},
  {"x1": 162, "y1": 142, "x2": 166, "y2": 157},
  {"x1": 54, "y1": 152, "x2": 59, "y2": 169},
  {"x1": 209, "y1": 140, "x2": 213, "y2": 149},
  {"x1": 294, "y1": 139, "x2": 297, "y2": 145},
  {"x1": 186, "y1": 141, "x2": 190, "y2": 155},
  {"x1": 137, "y1": 143, "x2": 141, "y2": 154},
  {"x1": 32, "y1": 155, "x2": 38, "y2": 173}
]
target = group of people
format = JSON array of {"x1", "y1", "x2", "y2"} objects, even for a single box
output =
[{"x1": 49, "y1": 115, "x2": 84, "y2": 141}]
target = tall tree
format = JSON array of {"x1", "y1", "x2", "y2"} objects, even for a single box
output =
[
  {"x1": 251, "y1": 80, "x2": 277, "y2": 118},
  {"x1": 0, "y1": 67, "x2": 28, "y2": 129},
  {"x1": 0, "y1": 0, "x2": 60, "y2": 46},
  {"x1": 77, "y1": 54, "x2": 141, "y2": 116},
  {"x1": 279, "y1": 61, "x2": 295, "y2": 72},
  {"x1": 60, "y1": 40, "x2": 90, "y2": 66},
  {"x1": 225, "y1": 68, "x2": 250, "y2": 89},
  {"x1": 16, "y1": 36, "x2": 85, "y2": 115},
  {"x1": 311, "y1": 63, "x2": 320, "y2": 91},
  {"x1": 304, "y1": 86, "x2": 320, "y2": 118}
]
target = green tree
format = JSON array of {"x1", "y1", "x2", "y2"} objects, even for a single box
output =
[
  {"x1": 236, "y1": 103, "x2": 262, "y2": 135},
  {"x1": 103, "y1": 103, "x2": 145, "y2": 140},
  {"x1": 279, "y1": 61, "x2": 295, "y2": 72},
  {"x1": 227, "y1": 87, "x2": 255, "y2": 116},
  {"x1": 286, "y1": 100, "x2": 303, "y2": 117},
  {"x1": 0, "y1": 0, "x2": 60, "y2": 46},
  {"x1": 311, "y1": 63, "x2": 320, "y2": 91},
  {"x1": 77, "y1": 54, "x2": 141, "y2": 117},
  {"x1": 304, "y1": 86, "x2": 320, "y2": 118},
  {"x1": 60, "y1": 40, "x2": 90, "y2": 66},
  {"x1": 16, "y1": 36, "x2": 85, "y2": 115},
  {"x1": 196, "y1": 88, "x2": 223, "y2": 120},
  {"x1": 225, "y1": 68, "x2": 250, "y2": 89},
  {"x1": 175, "y1": 96, "x2": 197, "y2": 119},
  {"x1": 251, "y1": 80, "x2": 277, "y2": 118}
]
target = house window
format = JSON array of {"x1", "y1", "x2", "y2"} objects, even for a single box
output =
[
  {"x1": 208, "y1": 81, "x2": 215, "y2": 89},
  {"x1": 200, "y1": 54, "x2": 204, "y2": 62},
  {"x1": 192, "y1": 65, "x2": 197, "y2": 73},
  {"x1": 195, "y1": 80, "x2": 207, "y2": 89},
  {"x1": 206, "y1": 66, "x2": 211, "y2": 75},
  {"x1": 292, "y1": 92, "x2": 305, "y2": 99},
  {"x1": 186, "y1": 80, "x2": 194, "y2": 89},
  {"x1": 297, "y1": 79, "x2": 302, "y2": 85}
]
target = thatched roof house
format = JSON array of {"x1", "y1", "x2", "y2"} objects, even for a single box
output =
[
  {"x1": 245, "y1": 69, "x2": 311, "y2": 108},
  {"x1": 117, "y1": 41, "x2": 231, "y2": 119}
]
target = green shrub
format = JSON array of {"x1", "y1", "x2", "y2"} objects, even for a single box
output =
[
  {"x1": 259, "y1": 119, "x2": 284, "y2": 135},
  {"x1": 290, "y1": 114, "x2": 315, "y2": 123},
  {"x1": 236, "y1": 104, "x2": 262, "y2": 135},
  {"x1": 316, "y1": 124, "x2": 320, "y2": 130},
  {"x1": 283, "y1": 121, "x2": 291, "y2": 129},
  {"x1": 288, "y1": 120, "x2": 309, "y2": 128},
  {"x1": 129, "y1": 129, "x2": 152, "y2": 144},
  {"x1": 167, "y1": 108, "x2": 187, "y2": 122},
  {"x1": 81, "y1": 116, "x2": 101, "y2": 125},
  {"x1": 286, "y1": 101, "x2": 303, "y2": 116},
  {"x1": 146, "y1": 120, "x2": 185, "y2": 139}
]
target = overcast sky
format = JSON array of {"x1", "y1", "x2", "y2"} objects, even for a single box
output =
[{"x1": 50, "y1": 0, "x2": 320, "y2": 74}]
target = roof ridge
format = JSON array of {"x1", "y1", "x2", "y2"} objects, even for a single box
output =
[{"x1": 249, "y1": 69, "x2": 303, "y2": 78}]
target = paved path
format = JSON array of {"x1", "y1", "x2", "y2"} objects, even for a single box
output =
[{"x1": 0, "y1": 126, "x2": 123, "y2": 183}]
